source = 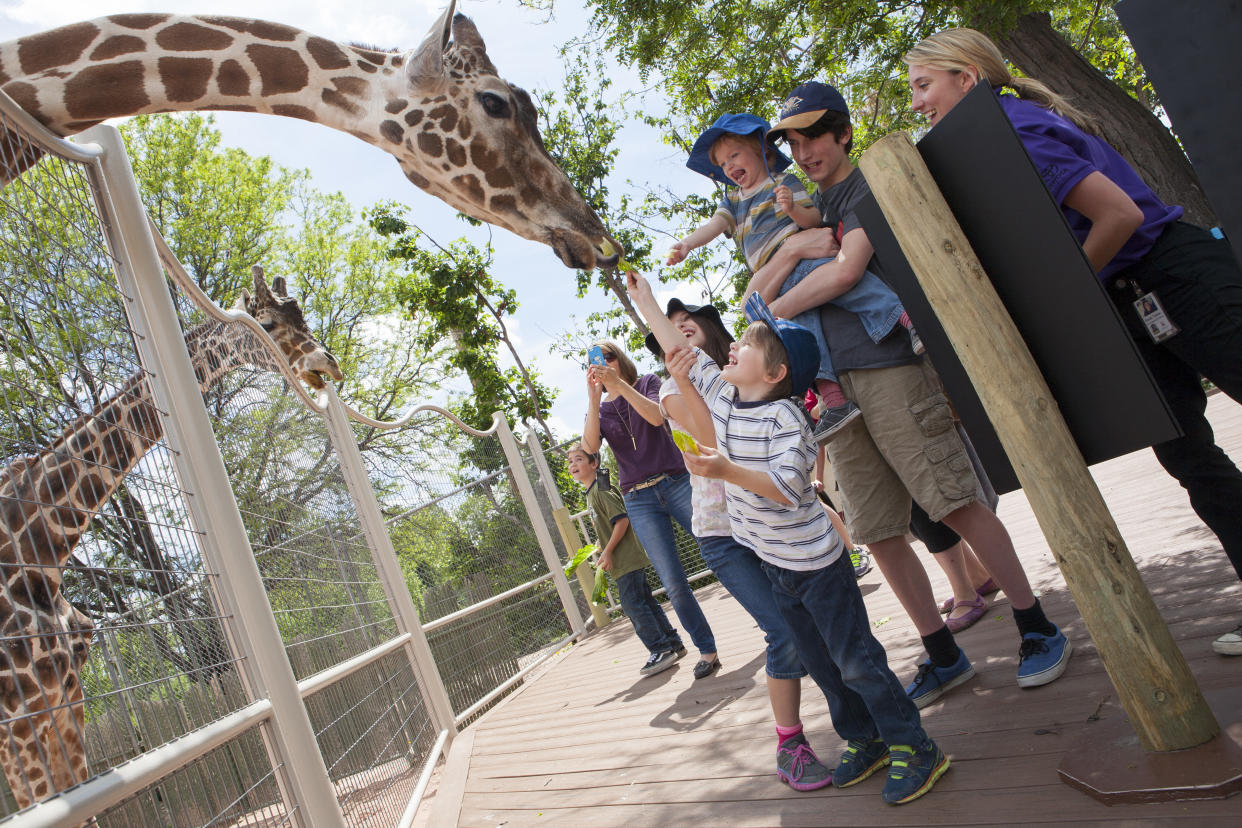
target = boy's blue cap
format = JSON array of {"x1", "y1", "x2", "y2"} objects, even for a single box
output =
[
  {"x1": 686, "y1": 113, "x2": 791, "y2": 185},
  {"x1": 743, "y1": 292, "x2": 819, "y2": 397},
  {"x1": 767, "y1": 81, "x2": 850, "y2": 141}
]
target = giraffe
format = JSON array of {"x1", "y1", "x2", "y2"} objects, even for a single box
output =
[
  {"x1": 0, "y1": 265, "x2": 340, "y2": 810},
  {"x1": 0, "y1": 2, "x2": 621, "y2": 270}
]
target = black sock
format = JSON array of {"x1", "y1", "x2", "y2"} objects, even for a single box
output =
[
  {"x1": 921, "y1": 625, "x2": 960, "y2": 668},
  {"x1": 1013, "y1": 599, "x2": 1057, "y2": 637}
]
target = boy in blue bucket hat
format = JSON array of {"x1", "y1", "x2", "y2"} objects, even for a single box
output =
[
  {"x1": 669, "y1": 112, "x2": 920, "y2": 442},
  {"x1": 671, "y1": 289, "x2": 950, "y2": 805}
]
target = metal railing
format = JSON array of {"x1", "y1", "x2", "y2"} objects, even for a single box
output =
[{"x1": 0, "y1": 90, "x2": 589, "y2": 827}]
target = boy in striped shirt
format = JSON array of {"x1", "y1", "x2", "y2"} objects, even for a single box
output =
[{"x1": 677, "y1": 291, "x2": 949, "y2": 805}]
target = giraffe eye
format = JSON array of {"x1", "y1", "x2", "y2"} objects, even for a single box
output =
[{"x1": 477, "y1": 92, "x2": 511, "y2": 119}]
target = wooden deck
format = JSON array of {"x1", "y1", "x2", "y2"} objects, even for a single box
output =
[{"x1": 425, "y1": 394, "x2": 1242, "y2": 827}]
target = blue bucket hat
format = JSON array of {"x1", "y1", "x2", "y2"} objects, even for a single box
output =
[
  {"x1": 743, "y1": 292, "x2": 819, "y2": 398},
  {"x1": 686, "y1": 113, "x2": 792, "y2": 185}
]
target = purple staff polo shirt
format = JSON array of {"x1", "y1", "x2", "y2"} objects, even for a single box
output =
[
  {"x1": 997, "y1": 88, "x2": 1182, "y2": 281},
  {"x1": 597, "y1": 373, "x2": 686, "y2": 492}
]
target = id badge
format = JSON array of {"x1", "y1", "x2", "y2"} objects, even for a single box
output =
[{"x1": 1133, "y1": 291, "x2": 1179, "y2": 343}]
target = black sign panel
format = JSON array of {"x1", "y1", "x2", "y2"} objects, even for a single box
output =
[{"x1": 858, "y1": 83, "x2": 1178, "y2": 494}]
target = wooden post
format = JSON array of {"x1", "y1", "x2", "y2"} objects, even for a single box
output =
[
  {"x1": 553, "y1": 506, "x2": 612, "y2": 629},
  {"x1": 858, "y1": 132, "x2": 1219, "y2": 752}
]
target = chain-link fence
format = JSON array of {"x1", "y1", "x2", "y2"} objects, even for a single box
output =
[{"x1": 0, "y1": 91, "x2": 586, "y2": 826}]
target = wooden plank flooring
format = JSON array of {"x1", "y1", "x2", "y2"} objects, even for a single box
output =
[{"x1": 426, "y1": 393, "x2": 1242, "y2": 827}]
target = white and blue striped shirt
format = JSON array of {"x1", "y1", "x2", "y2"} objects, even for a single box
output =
[{"x1": 687, "y1": 349, "x2": 843, "y2": 571}]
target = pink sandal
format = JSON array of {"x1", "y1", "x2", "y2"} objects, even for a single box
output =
[
  {"x1": 946, "y1": 592, "x2": 988, "y2": 633},
  {"x1": 940, "y1": 577, "x2": 1000, "y2": 614}
]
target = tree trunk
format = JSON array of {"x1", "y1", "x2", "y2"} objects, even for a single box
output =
[{"x1": 985, "y1": 12, "x2": 1216, "y2": 227}]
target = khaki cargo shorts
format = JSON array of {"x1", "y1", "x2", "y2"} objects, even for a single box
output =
[{"x1": 827, "y1": 358, "x2": 978, "y2": 545}]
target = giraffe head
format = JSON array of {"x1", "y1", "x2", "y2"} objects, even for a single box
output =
[
  {"x1": 234, "y1": 266, "x2": 343, "y2": 390},
  {"x1": 379, "y1": 3, "x2": 621, "y2": 270}
]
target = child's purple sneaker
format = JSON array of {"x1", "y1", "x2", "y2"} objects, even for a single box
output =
[{"x1": 776, "y1": 733, "x2": 833, "y2": 791}]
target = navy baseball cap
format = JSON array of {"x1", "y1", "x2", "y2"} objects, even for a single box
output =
[
  {"x1": 644, "y1": 298, "x2": 733, "y2": 358},
  {"x1": 686, "y1": 113, "x2": 792, "y2": 185},
  {"x1": 767, "y1": 81, "x2": 850, "y2": 141},
  {"x1": 743, "y1": 292, "x2": 819, "y2": 397}
]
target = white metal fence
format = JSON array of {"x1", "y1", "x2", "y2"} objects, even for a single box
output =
[{"x1": 0, "y1": 92, "x2": 587, "y2": 826}]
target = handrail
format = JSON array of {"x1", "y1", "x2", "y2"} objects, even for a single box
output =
[
  {"x1": 0, "y1": 88, "x2": 104, "y2": 165},
  {"x1": 396, "y1": 728, "x2": 450, "y2": 828},
  {"x1": 422, "y1": 572, "x2": 554, "y2": 633}
]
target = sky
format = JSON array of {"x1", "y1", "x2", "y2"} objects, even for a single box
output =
[{"x1": 0, "y1": 0, "x2": 714, "y2": 439}]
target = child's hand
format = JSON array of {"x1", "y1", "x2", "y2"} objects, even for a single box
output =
[
  {"x1": 666, "y1": 240, "x2": 689, "y2": 266},
  {"x1": 682, "y1": 444, "x2": 730, "y2": 480},
  {"x1": 626, "y1": 270, "x2": 653, "y2": 302},
  {"x1": 599, "y1": 549, "x2": 614, "y2": 572},
  {"x1": 774, "y1": 185, "x2": 794, "y2": 214},
  {"x1": 664, "y1": 346, "x2": 696, "y2": 383}
]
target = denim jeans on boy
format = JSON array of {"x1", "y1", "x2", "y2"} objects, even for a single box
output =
[
  {"x1": 763, "y1": 552, "x2": 927, "y2": 748},
  {"x1": 622, "y1": 472, "x2": 717, "y2": 654},
  {"x1": 697, "y1": 534, "x2": 804, "y2": 678},
  {"x1": 781, "y1": 257, "x2": 906, "y2": 382},
  {"x1": 615, "y1": 569, "x2": 682, "y2": 654}
]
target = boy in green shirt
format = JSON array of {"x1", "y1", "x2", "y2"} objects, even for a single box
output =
[{"x1": 568, "y1": 442, "x2": 686, "y2": 677}]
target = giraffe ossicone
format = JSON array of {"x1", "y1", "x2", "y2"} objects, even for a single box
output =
[
  {"x1": 0, "y1": 1, "x2": 622, "y2": 270},
  {"x1": 0, "y1": 265, "x2": 339, "y2": 810}
]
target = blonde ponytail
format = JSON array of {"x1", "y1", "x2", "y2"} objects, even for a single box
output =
[{"x1": 904, "y1": 28, "x2": 1100, "y2": 136}]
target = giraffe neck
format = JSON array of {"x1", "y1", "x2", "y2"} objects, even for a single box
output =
[
  {"x1": 0, "y1": 318, "x2": 256, "y2": 596},
  {"x1": 1, "y1": 15, "x2": 408, "y2": 152}
]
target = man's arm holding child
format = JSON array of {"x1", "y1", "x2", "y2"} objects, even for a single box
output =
[
  {"x1": 683, "y1": 447, "x2": 793, "y2": 505},
  {"x1": 743, "y1": 225, "x2": 840, "y2": 305},
  {"x1": 767, "y1": 226, "x2": 874, "y2": 319},
  {"x1": 667, "y1": 214, "x2": 730, "y2": 265}
]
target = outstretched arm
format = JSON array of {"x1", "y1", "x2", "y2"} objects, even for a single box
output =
[
  {"x1": 667, "y1": 214, "x2": 729, "y2": 265},
  {"x1": 627, "y1": 270, "x2": 696, "y2": 359},
  {"x1": 582, "y1": 370, "x2": 604, "y2": 453}
]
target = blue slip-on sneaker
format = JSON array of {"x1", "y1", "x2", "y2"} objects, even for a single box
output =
[
  {"x1": 832, "y1": 737, "x2": 889, "y2": 788},
  {"x1": 776, "y1": 732, "x2": 834, "y2": 791},
  {"x1": 905, "y1": 650, "x2": 976, "y2": 709},
  {"x1": 812, "y1": 401, "x2": 863, "y2": 445},
  {"x1": 1016, "y1": 627, "x2": 1073, "y2": 688},
  {"x1": 882, "y1": 742, "x2": 950, "y2": 805}
]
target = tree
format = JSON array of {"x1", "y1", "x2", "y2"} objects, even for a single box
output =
[
  {"x1": 574, "y1": 0, "x2": 1214, "y2": 224},
  {"x1": 370, "y1": 206, "x2": 559, "y2": 447}
]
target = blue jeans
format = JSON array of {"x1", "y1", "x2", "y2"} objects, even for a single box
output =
[
  {"x1": 697, "y1": 534, "x2": 804, "y2": 679},
  {"x1": 763, "y1": 553, "x2": 927, "y2": 747},
  {"x1": 616, "y1": 570, "x2": 682, "y2": 654},
  {"x1": 782, "y1": 257, "x2": 906, "y2": 382},
  {"x1": 623, "y1": 472, "x2": 717, "y2": 654}
]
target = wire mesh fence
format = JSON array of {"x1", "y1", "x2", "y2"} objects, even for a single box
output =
[{"x1": 0, "y1": 92, "x2": 590, "y2": 825}]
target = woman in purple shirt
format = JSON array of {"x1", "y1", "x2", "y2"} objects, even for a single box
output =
[
  {"x1": 904, "y1": 28, "x2": 1242, "y2": 657},
  {"x1": 582, "y1": 341, "x2": 719, "y2": 673}
]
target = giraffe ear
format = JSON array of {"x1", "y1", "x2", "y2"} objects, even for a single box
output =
[
  {"x1": 271, "y1": 276, "x2": 288, "y2": 298},
  {"x1": 451, "y1": 15, "x2": 497, "y2": 75},
  {"x1": 233, "y1": 289, "x2": 252, "y2": 312},
  {"x1": 409, "y1": 0, "x2": 457, "y2": 87}
]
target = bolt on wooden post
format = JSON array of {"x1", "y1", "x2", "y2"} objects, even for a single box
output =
[{"x1": 858, "y1": 132, "x2": 1218, "y2": 752}]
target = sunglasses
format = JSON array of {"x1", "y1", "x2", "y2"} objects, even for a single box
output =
[{"x1": 603, "y1": 353, "x2": 618, "y2": 362}]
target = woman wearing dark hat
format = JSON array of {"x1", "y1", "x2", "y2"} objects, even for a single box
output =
[
  {"x1": 631, "y1": 275, "x2": 833, "y2": 792},
  {"x1": 582, "y1": 342, "x2": 718, "y2": 676}
]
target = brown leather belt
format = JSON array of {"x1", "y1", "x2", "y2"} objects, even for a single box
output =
[{"x1": 625, "y1": 473, "x2": 667, "y2": 494}]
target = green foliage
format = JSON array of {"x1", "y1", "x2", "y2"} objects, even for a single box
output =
[{"x1": 370, "y1": 206, "x2": 557, "y2": 444}]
